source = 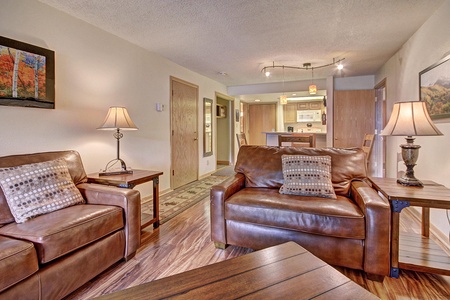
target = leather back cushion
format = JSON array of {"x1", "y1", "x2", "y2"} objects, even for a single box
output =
[
  {"x1": 0, "y1": 151, "x2": 87, "y2": 225},
  {"x1": 234, "y1": 146, "x2": 366, "y2": 196}
]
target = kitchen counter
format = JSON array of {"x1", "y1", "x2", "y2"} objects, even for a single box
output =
[{"x1": 263, "y1": 132, "x2": 327, "y2": 147}]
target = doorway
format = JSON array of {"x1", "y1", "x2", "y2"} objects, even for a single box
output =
[
  {"x1": 216, "y1": 92, "x2": 235, "y2": 167},
  {"x1": 373, "y1": 79, "x2": 387, "y2": 177},
  {"x1": 170, "y1": 77, "x2": 199, "y2": 189}
]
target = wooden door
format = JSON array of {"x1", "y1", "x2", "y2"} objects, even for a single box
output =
[
  {"x1": 248, "y1": 103, "x2": 276, "y2": 145},
  {"x1": 333, "y1": 90, "x2": 375, "y2": 148},
  {"x1": 171, "y1": 77, "x2": 198, "y2": 189}
]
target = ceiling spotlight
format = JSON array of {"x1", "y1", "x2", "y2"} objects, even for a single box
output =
[
  {"x1": 337, "y1": 63, "x2": 344, "y2": 70},
  {"x1": 265, "y1": 71, "x2": 271, "y2": 77}
]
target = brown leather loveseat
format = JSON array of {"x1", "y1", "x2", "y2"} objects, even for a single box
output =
[
  {"x1": 210, "y1": 145, "x2": 391, "y2": 280},
  {"x1": 0, "y1": 150, "x2": 141, "y2": 299}
]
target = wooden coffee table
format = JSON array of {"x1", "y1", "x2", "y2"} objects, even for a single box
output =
[{"x1": 96, "y1": 242, "x2": 378, "y2": 299}]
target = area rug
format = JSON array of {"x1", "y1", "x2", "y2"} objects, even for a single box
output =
[{"x1": 141, "y1": 174, "x2": 230, "y2": 225}]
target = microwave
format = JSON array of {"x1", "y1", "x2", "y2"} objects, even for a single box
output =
[{"x1": 297, "y1": 110, "x2": 322, "y2": 122}]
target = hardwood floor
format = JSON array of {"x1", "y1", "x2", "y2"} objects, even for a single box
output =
[{"x1": 66, "y1": 197, "x2": 450, "y2": 299}]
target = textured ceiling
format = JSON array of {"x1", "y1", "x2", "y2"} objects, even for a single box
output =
[{"x1": 38, "y1": 0, "x2": 444, "y2": 87}]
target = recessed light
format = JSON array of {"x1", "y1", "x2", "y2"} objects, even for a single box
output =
[{"x1": 255, "y1": 99, "x2": 261, "y2": 102}]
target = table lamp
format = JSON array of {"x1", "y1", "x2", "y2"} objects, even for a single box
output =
[
  {"x1": 97, "y1": 106, "x2": 138, "y2": 176},
  {"x1": 381, "y1": 101, "x2": 442, "y2": 186}
]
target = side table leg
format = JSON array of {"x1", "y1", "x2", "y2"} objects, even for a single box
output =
[
  {"x1": 391, "y1": 211, "x2": 400, "y2": 278},
  {"x1": 422, "y1": 207, "x2": 430, "y2": 237},
  {"x1": 153, "y1": 177, "x2": 160, "y2": 228},
  {"x1": 390, "y1": 200, "x2": 410, "y2": 278}
]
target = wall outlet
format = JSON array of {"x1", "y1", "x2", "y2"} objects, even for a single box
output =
[{"x1": 155, "y1": 103, "x2": 164, "y2": 112}]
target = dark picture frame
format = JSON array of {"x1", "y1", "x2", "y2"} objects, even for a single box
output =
[
  {"x1": 419, "y1": 53, "x2": 450, "y2": 120},
  {"x1": 0, "y1": 36, "x2": 55, "y2": 109}
]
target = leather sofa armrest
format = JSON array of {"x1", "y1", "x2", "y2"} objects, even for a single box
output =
[
  {"x1": 210, "y1": 173, "x2": 245, "y2": 245},
  {"x1": 350, "y1": 180, "x2": 391, "y2": 277},
  {"x1": 77, "y1": 183, "x2": 141, "y2": 259}
]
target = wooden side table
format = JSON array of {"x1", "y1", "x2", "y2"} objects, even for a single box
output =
[
  {"x1": 87, "y1": 170, "x2": 163, "y2": 230},
  {"x1": 369, "y1": 177, "x2": 450, "y2": 278}
]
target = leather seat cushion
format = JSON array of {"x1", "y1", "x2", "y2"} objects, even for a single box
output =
[
  {"x1": 0, "y1": 236, "x2": 38, "y2": 292},
  {"x1": 0, "y1": 204, "x2": 123, "y2": 264},
  {"x1": 225, "y1": 188, "x2": 365, "y2": 239}
]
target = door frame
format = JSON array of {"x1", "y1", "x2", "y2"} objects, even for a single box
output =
[
  {"x1": 170, "y1": 76, "x2": 199, "y2": 189},
  {"x1": 215, "y1": 92, "x2": 236, "y2": 166},
  {"x1": 374, "y1": 78, "x2": 387, "y2": 177}
]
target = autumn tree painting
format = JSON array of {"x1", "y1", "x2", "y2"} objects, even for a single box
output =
[{"x1": 0, "y1": 36, "x2": 54, "y2": 109}]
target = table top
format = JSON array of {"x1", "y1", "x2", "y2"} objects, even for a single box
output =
[
  {"x1": 87, "y1": 169, "x2": 163, "y2": 186},
  {"x1": 369, "y1": 177, "x2": 450, "y2": 208},
  {"x1": 96, "y1": 242, "x2": 378, "y2": 300}
]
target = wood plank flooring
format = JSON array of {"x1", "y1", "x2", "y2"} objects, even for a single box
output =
[{"x1": 66, "y1": 197, "x2": 450, "y2": 299}]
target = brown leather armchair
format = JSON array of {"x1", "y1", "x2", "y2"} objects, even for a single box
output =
[
  {"x1": 211, "y1": 146, "x2": 391, "y2": 280},
  {"x1": 0, "y1": 150, "x2": 141, "y2": 299}
]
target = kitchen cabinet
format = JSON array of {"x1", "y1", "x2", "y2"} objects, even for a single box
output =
[
  {"x1": 309, "y1": 102, "x2": 322, "y2": 109},
  {"x1": 283, "y1": 103, "x2": 297, "y2": 123},
  {"x1": 297, "y1": 102, "x2": 309, "y2": 110}
]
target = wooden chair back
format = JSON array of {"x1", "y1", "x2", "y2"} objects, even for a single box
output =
[
  {"x1": 361, "y1": 133, "x2": 375, "y2": 168},
  {"x1": 236, "y1": 133, "x2": 248, "y2": 147},
  {"x1": 278, "y1": 134, "x2": 316, "y2": 148},
  {"x1": 361, "y1": 133, "x2": 374, "y2": 158}
]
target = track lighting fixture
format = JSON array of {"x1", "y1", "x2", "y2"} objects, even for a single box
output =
[{"x1": 262, "y1": 58, "x2": 345, "y2": 77}]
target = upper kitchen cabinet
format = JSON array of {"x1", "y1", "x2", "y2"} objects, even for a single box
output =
[
  {"x1": 283, "y1": 103, "x2": 297, "y2": 123},
  {"x1": 309, "y1": 102, "x2": 322, "y2": 110},
  {"x1": 283, "y1": 101, "x2": 324, "y2": 123}
]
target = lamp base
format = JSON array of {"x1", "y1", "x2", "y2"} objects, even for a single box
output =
[
  {"x1": 397, "y1": 137, "x2": 423, "y2": 187},
  {"x1": 397, "y1": 176, "x2": 423, "y2": 187},
  {"x1": 99, "y1": 158, "x2": 133, "y2": 176},
  {"x1": 99, "y1": 170, "x2": 133, "y2": 176}
]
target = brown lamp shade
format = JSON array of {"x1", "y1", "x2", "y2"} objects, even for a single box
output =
[{"x1": 381, "y1": 101, "x2": 442, "y2": 137}]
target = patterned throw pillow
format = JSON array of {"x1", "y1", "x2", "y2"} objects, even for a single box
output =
[
  {"x1": 279, "y1": 155, "x2": 337, "y2": 199},
  {"x1": 0, "y1": 159, "x2": 85, "y2": 223}
]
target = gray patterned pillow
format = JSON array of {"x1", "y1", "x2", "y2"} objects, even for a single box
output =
[
  {"x1": 0, "y1": 159, "x2": 85, "y2": 223},
  {"x1": 279, "y1": 155, "x2": 337, "y2": 199}
]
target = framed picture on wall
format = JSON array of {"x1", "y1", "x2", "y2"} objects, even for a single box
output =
[
  {"x1": 419, "y1": 53, "x2": 450, "y2": 120},
  {"x1": 0, "y1": 36, "x2": 55, "y2": 109}
]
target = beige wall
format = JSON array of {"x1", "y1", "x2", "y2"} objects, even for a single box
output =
[
  {"x1": 376, "y1": 0, "x2": 450, "y2": 236},
  {"x1": 0, "y1": 0, "x2": 227, "y2": 197}
]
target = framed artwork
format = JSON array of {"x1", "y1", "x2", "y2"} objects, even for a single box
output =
[
  {"x1": 419, "y1": 53, "x2": 450, "y2": 120},
  {"x1": 0, "y1": 36, "x2": 55, "y2": 109}
]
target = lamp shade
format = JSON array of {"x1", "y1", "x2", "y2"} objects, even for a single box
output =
[
  {"x1": 98, "y1": 107, "x2": 138, "y2": 130},
  {"x1": 381, "y1": 101, "x2": 442, "y2": 136}
]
